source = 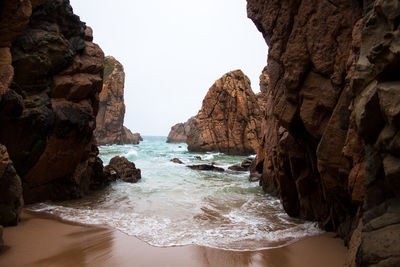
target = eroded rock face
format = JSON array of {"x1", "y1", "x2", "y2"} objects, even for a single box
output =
[
  {"x1": 0, "y1": 144, "x2": 23, "y2": 226},
  {"x1": 0, "y1": 0, "x2": 107, "y2": 204},
  {"x1": 186, "y1": 70, "x2": 263, "y2": 155},
  {"x1": 167, "y1": 117, "x2": 195, "y2": 143},
  {"x1": 104, "y1": 156, "x2": 141, "y2": 183},
  {"x1": 353, "y1": 1, "x2": 400, "y2": 265},
  {"x1": 94, "y1": 56, "x2": 140, "y2": 145},
  {"x1": 247, "y1": 0, "x2": 364, "y2": 241}
]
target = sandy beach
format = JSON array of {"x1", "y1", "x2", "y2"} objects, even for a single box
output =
[{"x1": 0, "y1": 210, "x2": 347, "y2": 267}]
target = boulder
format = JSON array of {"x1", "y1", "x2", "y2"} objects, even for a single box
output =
[
  {"x1": 228, "y1": 157, "x2": 254, "y2": 172},
  {"x1": 187, "y1": 164, "x2": 224, "y2": 172},
  {"x1": 170, "y1": 158, "x2": 184, "y2": 164},
  {"x1": 186, "y1": 70, "x2": 263, "y2": 155},
  {"x1": 104, "y1": 156, "x2": 141, "y2": 183}
]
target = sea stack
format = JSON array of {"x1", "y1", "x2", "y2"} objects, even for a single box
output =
[
  {"x1": 186, "y1": 70, "x2": 263, "y2": 155},
  {"x1": 94, "y1": 56, "x2": 142, "y2": 145}
]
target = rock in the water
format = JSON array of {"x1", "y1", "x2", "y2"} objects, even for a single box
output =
[
  {"x1": 228, "y1": 157, "x2": 254, "y2": 172},
  {"x1": 185, "y1": 70, "x2": 263, "y2": 155},
  {"x1": 104, "y1": 156, "x2": 141, "y2": 183},
  {"x1": 0, "y1": 144, "x2": 23, "y2": 226},
  {"x1": 167, "y1": 117, "x2": 195, "y2": 143},
  {"x1": 170, "y1": 158, "x2": 184, "y2": 164},
  {"x1": 94, "y1": 56, "x2": 140, "y2": 145},
  {"x1": 187, "y1": 164, "x2": 224, "y2": 172}
]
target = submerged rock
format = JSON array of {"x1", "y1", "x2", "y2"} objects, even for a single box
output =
[
  {"x1": 187, "y1": 164, "x2": 224, "y2": 172},
  {"x1": 170, "y1": 158, "x2": 184, "y2": 164},
  {"x1": 186, "y1": 70, "x2": 263, "y2": 155},
  {"x1": 94, "y1": 56, "x2": 141, "y2": 145},
  {"x1": 104, "y1": 156, "x2": 141, "y2": 183},
  {"x1": 0, "y1": 144, "x2": 23, "y2": 226}
]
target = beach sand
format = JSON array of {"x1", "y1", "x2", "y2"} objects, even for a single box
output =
[{"x1": 0, "y1": 211, "x2": 347, "y2": 267}]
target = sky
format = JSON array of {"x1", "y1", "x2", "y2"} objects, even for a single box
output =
[{"x1": 69, "y1": 0, "x2": 268, "y2": 136}]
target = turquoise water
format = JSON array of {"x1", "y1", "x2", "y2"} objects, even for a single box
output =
[{"x1": 29, "y1": 136, "x2": 322, "y2": 250}]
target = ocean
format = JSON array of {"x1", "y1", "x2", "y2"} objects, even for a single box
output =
[{"x1": 28, "y1": 136, "x2": 322, "y2": 251}]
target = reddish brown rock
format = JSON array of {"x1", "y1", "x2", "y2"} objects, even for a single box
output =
[
  {"x1": 104, "y1": 156, "x2": 141, "y2": 183},
  {"x1": 186, "y1": 70, "x2": 263, "y2": 155},
  {"x1": 0, "y1": 0, "x2": 109, "y2": 204},
  {"x1": 94, "y1": 56, "x2": 141, "y2": 145},
  {"x1": 247, "y1": 0, "x2": 364, "y2": 241},
  {"x1": 167, "y1": 117, "x2": 195, "y2": 143},
  {"x1": 0, "y1": 144, "x2": 23, "y2": 226},
  {"x1": 352, "y1": 1, "x2": 400, "y2": 265}
]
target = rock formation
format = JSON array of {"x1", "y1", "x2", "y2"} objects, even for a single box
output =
[
  {"x1": 167, "y1": 117, "x2": 195, "y2": 143},
  {"x1": 247, "y1": 0, "x2": 364, "y2": 241},
  {"x1": 186, "y1": 70, "x2": 263, "y2": 155},
  {"x1": 104, "y1": 156, "x2": 141, "y2": 183},
  {"x1": 228, "y1": 157, "x2": 254, "y2": 172},
  {"x1": 94, "y1": 56, "x2": 141, "y2": 145},
  {"x1": 352, "y1": 1, "x2": 400, "y2": 265},
  {"x1": 187, "y1": 164, "x2": 225, "y2": 172},
  {"x1": 248, "y1": 0, "x2": 400, "y2": 265},
  {"x1": 0, "y1": 0, "x2": 108, "y2": 204}
]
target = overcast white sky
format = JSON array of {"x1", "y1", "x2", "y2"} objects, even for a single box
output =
[{"x1": 70, "y1": 0, "x2": 268, "y2": 136}]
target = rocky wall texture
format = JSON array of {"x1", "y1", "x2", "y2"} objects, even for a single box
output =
[
  {"x1": 186, "y1": 70, "x2": 263, "y2": 155},
  {"x1": 0, "y1": 0, "x2": 107, "y2": 204},
  {"x1": 353, "y1": 0, "x2": 400, "y2": 265},
  {"x1": 94, "y1": 56, "x2": 141, "y2": 145},
  {"x1": 247, "y1": 0, "x2": 365, "y2": 241}
]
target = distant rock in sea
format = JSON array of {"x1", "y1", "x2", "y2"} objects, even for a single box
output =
[
  {"x1": 94, "y1": 56, "x2": 141, "y2": 145},
  {"x1": 170, "y1": 158, "x2": 184, "y2": 164},
  {"x1": 167, "y1": 117, "x2": 195, "y2": 143},
  {"x1": 187, "y1": 164, "x2": 225, "y2": 172},
  {"x1": 104, "y1": 156, "x2": 141, "y2": 183},
  {"x1": 186, "y1": 70, "x2": 263, "y2": 155}
]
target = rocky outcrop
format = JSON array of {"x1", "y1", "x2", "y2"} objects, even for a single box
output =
[
  {"x1": 0, "y1": 0, "x2": 108, "y2": 204},
  {"x1": 352, "y1": 1, "x2": 400, "y2": 265},
  {"x1": 167, "y1": 117, "x2": 195, "y2": 143},
  {"x1": 104, "y1": 156, "x2": 141, "y2": 183},
  {"x1": 187, "y1": 164, "x2": 225, "y2": 172},
  {"x1": 0, "y1": 144, "x2": 23, "y2": 226},
  {"x1": 247, "y1": 0, "x2": 364, "y2": 241},
  {"x1": 186, "y1": 70, "x2": 263, "y2": 155},
  {"x1": 228, "y1": 157, "x2": 254, "y2": 172},
  {"x1": 94, "y1": 56, "x2": 140, "y2": 145},
  {"x1": 170, "y1": 158, "x2": 184, "y2": 164}
]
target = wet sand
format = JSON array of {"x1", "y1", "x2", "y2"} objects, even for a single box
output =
[{"x1": 0, "y1": 211, "x2": 347, "y2": 267}]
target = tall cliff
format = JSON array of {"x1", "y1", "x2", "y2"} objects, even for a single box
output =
[
  {"x1": 353, "y1": 1, "x2": 400, "y2": 265},
  {"x1": 247, "y1": 0, "x2": 364, "y2": 240},
  {"x1": 0, "y1": 0, "x2": 107, "y2": 210},
  {"x1": 94, "y1": 56, "x2": 142, "y2": 145},
  {"x1": 186, "y1": 70, "x2": 263, "y2": 155},
  {"x1": 248, "y1": 0, "x2": 400, "y2": 265}
]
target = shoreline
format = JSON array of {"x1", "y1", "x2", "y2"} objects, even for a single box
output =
[{"x1": 0, "y1": 210, "x2": 347, "y2": 267}]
